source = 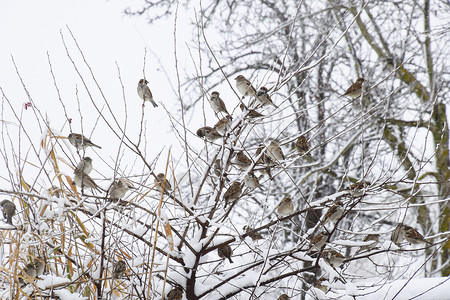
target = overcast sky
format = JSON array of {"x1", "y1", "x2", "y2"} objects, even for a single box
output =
[{"x1": 0, "y1": 0, "x2": 206, "y2": 184}]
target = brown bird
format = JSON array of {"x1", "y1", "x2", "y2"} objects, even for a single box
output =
[
  {"x1": 277, "y1": 197, "x2": 294, "y2": 216},
  {"x1": 309, "y1": 231, "x2": 330, "y2": 251},
  {"x1": 295, "y1": 136, "x2": 310, "y2": 155},
  {"x1": 404, "y1": 225, "x2": 431, "y2": 245},
  {"x1": 1, "y1": 200, "x2": 16, "y2": 225},
  {"x1": 108, "y1": 178, "x2": 135, "y2": 200},
  {"x1": 214, "y1": 115, "x2": 232, "y2": 134},
  {"x1": 235, "y1": 75, "x2": 257, "y2": 98},
  {"x1": 256, "y1": 146, "x2": 275, "y2": 165},
  {"x1": 267, "y1": 140, "x2": 285, "y2": 162},
  {"x1": 256, "y1": 86, "x2": 278, "y2": 108},
  {"x1": 239, "y1": 103, "x2": 264, "y2": 118},
  {"x1": 197, "y1": 126, "x2": 223, "y2": 142},
  {"x1": 209, "y1": 91, "x2": 229, "y2": 115},
  {"x1": 244, "y1": 171, "x2": 260, "y2": 189},
  {"x1": 278, "y1": 294, "x2": 290, "y2": 300},
  {"x1": 75, "y1": 157, "x2": 93, "y2": 175},
  {"x1": 391, "y1": 223, "x2": 406, "y2": 246},
  {"x1": 223, "y1": 182, "x2": 242, "y2": 205},
  {"x1": 322, "y1": 201, "x2": 344, "y2": 224},
  {"x1": 73, "y1": 169, "x2": 102, "y2": 192},
  {"x1": 154, "y1": 173, "x2": 172, "y2": 194},
  {"x1": 167, "y1": 286, "x2": 183, "y2": 300},
  {"x1": 137, "y1": 79, "x2": 158, "y2": 107},
  {"x1": 243, "y1": 226, "x2": 264, "y2": 241},
  {"x1": 19, "y1": 259, "x2": 45, "y2": 285},
  {"x1": 112, "y1": 261, "x2": 127, "y2": 280},
  {"x1": 218, "y1": 244, "x2": 234, "y2": 263},
  {"x1": 340, "y1": 78, "x2": 365, "y2": 99},
  {"x1": 68, "y1": 133, "x2": 101, "y2": 151},
  {"x1": 323, "y1": 249, "x2": 345, "y2": 267},
  {"x1": 358, "y1": 234, "x2": 380, "y2": 252},
  {"x1": 233, "y1": 151, "x2": 252, "y2": 170}
]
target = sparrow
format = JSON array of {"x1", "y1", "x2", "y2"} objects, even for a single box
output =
[
  {"x1": 358, "y1": 234, "x2": 380, "y2": 252},
  {"x1": 295, "y1": 136, "x2": 310, "y2": 155},
  {"x1": 214, "y1": 160, "x2": 223, "y2": 177},
  {"x1": 223, "y1": 181, "x2": 242, "y2": 205},
  {"x1": 112, "y1": 260, "x2": 127, "y2": 280},
  {"x1": 259, "y1": 166, "x2": 273, "y2": 180},
  {"x1": 218, "y1": 244, "x2": 233, "y2": 263},
  {"x1": 309, "y1": 231, "x2": 330, "y2": 251},
  {"x1": 243, "y1": 226, "x2": 264, "y2": 241},
  {"x1": 278, "y1": 294, "x2": 290, "y2": 300},
  {"x1": 19, "y1": 259, "x2": 45, "y2": 285},
  {"x1": 209, "y1": 91, "x2": 229, "y2": 115},
  {"x1": 340, "y1": 78, "x2": 365, "y2": 99},
  {"x1": 404, "y1": 225, "x2": 431, "y2": 245},
  {"x1": 73, "y1": 169, "x2": 101, "y2": 191},
  {"x1": 256, "y1": 146, "x2": 275, "y2": 166},
  {"x1": 256, "y1": 86, "x2": 278, "y2": 108},
  {"x1": 108, "y1": 178, "x2": 135, "y2": 200},
  {"x1": 239, "y1": 103, "x2": 264, "y2": 118},
  {"x1": 154, "y1": 173, "x2": 172, "y2": 194},
  {"x1": 391, "y1": 223, "x2": 406, "y2": 246},
  {"x1": 267, "y1": 140, "x2": 285, "y2": 162},
  {"x1": 244, "y1": 171, "x2": 260, "y2": 189},
  {"x1": 75, "y1": 157, "x2": 93, "y2": 175},
  {"x1": 0, "y1": 200, "x2": 16, "y2": 225},
  {"x1": 68, "y1": 133, "x2": 101, "y2": 151},
  {"x1": 322, "y1": 201, "x2": 344, "y2": 224},
  {"x1": 167, "y1": 286, "x2": 183, "y2": 300},
  {"x1": 233, "y1": 151, "x2": 252, "y2": 170},
  {"x1": 277, "y1": 197, "x2": 294, "y2": 216},
  {"x1": 234, "y1": 75, "x2": 257, "y2": 98},
  {"x1": 196, "y1": 126, "x2": 223, "y2": 142},
  {"x1": 137, "y1": 79, "x2": 158, "y2": 107},
  {"x1": 323, "y1": 249, "x2": 345, "y2": 267},
  {"x1": 214, "y1": 115, "x2": 232, "y2": 134}
]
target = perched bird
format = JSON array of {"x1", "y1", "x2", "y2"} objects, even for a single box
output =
[
  {"x1": 223, "y1": 182, "x2": 242, "y2": 205},
  {"x1": 278, "y1": 294, "x2": 290, "y2": 300},
  {"x1": 68, "y1": 133, "x2": 101, "y2": 151},
  {"x1": 167, "y1": 286, "x2": 183, "y2": 300},
  {"x1": 323, "y1": 249, "x2": 345, "y2": 267},
  {"x1": 0, "y1": 200, "x2": 16, "y2": 225},
  {"x1": 322, "y1": 201, "x2": 344, "y2": 224},
  {"x1": 233, "y1": 151, "x2": 252, "y2": 170},
  {"x1": 75, "y1": 157, "x2": 93, "y2": 175},
  {"x1": 209, "y1": 91, "x2": 229, "y2": 115},
  {"x1": 340, "y1": 78, "x2": 365, "y2": 99},
  {"x1": 243, "y1": 226, "x2": 264, "y2": 241},
  {"x1": 358, "y1": 234, "x2": 380, "y2": 252},
  {"x1": 404, "y1": 225, "x2": 431, "y2": 245},
  {"x1": 239, "y1": 103, "x2": 264, "y2": 118},
  {"x1": 196, "y1": 126, "x2": 223, "y2": 142},
  {"x1": 259, "y1": 166, "x2": 273, "y2": 180},
  {"x1": 235, "y1": 75, "x2": 257, "y2": 98},
  {"x1": 108, "y1": 178, "x2": 135, "y2": 200},
  {"x1": 256, "y1": 86, "x2": 278, "y2": 108},
  {"x1": 295, "y1": 136, "x2": 310, "y2": 155},
  {"x1": 137, "y1": 79, "x2": 158, "y2": 107},
  {"x1": 214, "y1": 160, "x2": 223, "y2": 177},
  {"x1": 154, "y1": 173, "x2": 172, "y2": 194},
  {"x1": 256, "y1": 146, "x2": 275, "y2": 166},
  {"x1": 218, "y1": 244, "x2": 233, "y2": 263},
  {"x1": 277, "y1": 197, "x2": 294, "y2": 216},
  {"x1": 391, "y1": 223, "x2": 406, "y2": 246},
  {"x1": 214, "y1": 115, "x2": 232, "y2": 134},
  {"x1": 19, "y1": 259, "x2": 45, "y2": 285},
  {"x1": 73, "y1": 169, "x2": 101, "y2": 191},
  {"x1": 112, "y1": 260, "x2": 127, "y2": 280},
  {"x1": 267, "y1": 140, "x2": 285, "y2": 162},
  {"x1": 244, "y1": 171, "x2": 260, "y2": 189},
  {"x1": 309, "y1": 231, "x2": 330, "y2": 251}
]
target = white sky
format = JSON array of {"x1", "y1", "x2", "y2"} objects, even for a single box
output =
[{"x1": 0, "y1": 0, "x2": 204, "y2": 183}]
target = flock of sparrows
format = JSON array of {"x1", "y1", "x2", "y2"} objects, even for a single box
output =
[{"x1": 0, "y1": 76, "x2": 432, "y2": 298}]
